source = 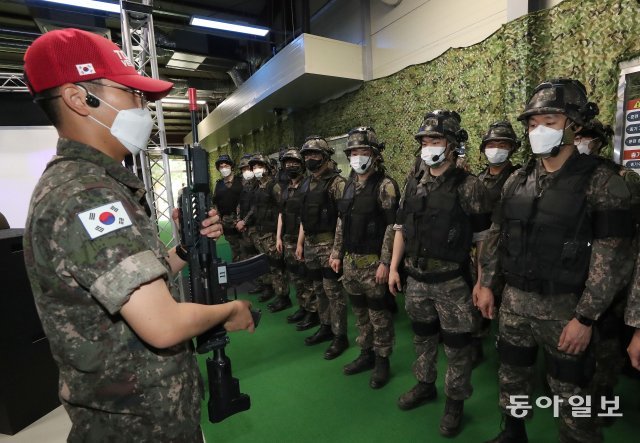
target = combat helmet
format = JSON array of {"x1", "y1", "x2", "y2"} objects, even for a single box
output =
[
  {"x1": 215, "y1": 154, "x2": 234, "y2": 168},
  {"x1": 300, "y1": 135, "x2": 334, "y2": 157},
  {"x1": 518, "y1": 78, "x2": 599, "y2": 126},
  {"x1": 344, "y1": 126, "x2": 385, "y2": 156},
  {"x1": 576, "y1": 118, "x2": 614, "y2": 148},
  {"x1": 414, "y1": 110, "x2": 468, "y2": 146},
  {"x1": 480, "y1": 120, "x2": 521, "y2": 152},
  {"x1": 249, "y1": 153, "x2": 272, "y2": 172},
  {"x1": 281, "y1": 147, "x2": 304, "y2": 165},
  {"x1": 238, "y1": 153, "x2": 253, "y2": 170}
]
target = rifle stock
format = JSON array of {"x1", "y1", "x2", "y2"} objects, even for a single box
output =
[{"x1": 165, "y1": 88, "x2": 269, "y2": 423}]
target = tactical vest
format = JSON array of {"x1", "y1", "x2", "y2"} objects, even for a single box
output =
[
  {"x1": 478, "y1": 163, "x2": 519, "y2": 209},
  {"x1": 213, "y1": 176, "x2": 243, "y2": 216},
  {"x1": 238, "y1": 180, "x2": 255, "y2": 219},
  {"x1": 300, "y1": 172, "x2": 340, "y2": 235},
  {"x1": 253, "y1": 180, "x2": 278, "y2": 233},
  {"x1": 281, "y1": 184, "x2": 304, "y2": 236},
  {"x1": 499, "y1": 155, "x2": 600, "y2": 295},
  {"x1": 403, "y1": 168, "x2": 472, "y2": 264},
  {"x1": 337, "y1": 171, "x2": 398, "y2": 255}
]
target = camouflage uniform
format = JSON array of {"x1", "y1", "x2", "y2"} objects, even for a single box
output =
[
  {"x1": 236, "y1": 174, "x2": 259, "y2": 261},
  {"x1": 480, "y1": 155, "x2": 633, "y2": 443},
  {"x1": 23, "y1": 139, "x2": 203, "y2": 443},
  {"x1": 398, "y1": 163, "x2": 491, "y2": 400},
  {"x1": 249, "y1": 172, "x2": 289, "y2": 302},
  {"x1": 213, "y1": 174, "x2": 243, "y2": 262}
]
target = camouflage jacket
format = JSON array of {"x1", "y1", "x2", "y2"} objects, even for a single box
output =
[
  {"x1": 23, "y1": 138, "x2": 202, "y2": 437},
  {"x1": 331, "y1": 171, "x2": 398, "y2": 265},
  {"x1": 480, "y1": 153, "x2": 633, "y2": 321}
]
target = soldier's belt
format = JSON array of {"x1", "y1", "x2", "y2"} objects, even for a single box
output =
[
  {"x1": 305, "y1": 232, "x2": 334, "y2": 243},
  {"x1": 405, "y1": 266, "x2": 462, "y2": 284},
  {"x1": 346, "y1": 253, "x2": 379, "y2": 269},
  {"x1": 504, "y1": 273, "x2": 583, "y2": 296}
]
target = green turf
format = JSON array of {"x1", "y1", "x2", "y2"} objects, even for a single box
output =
[{"x1": 196, "y1": 239, "x2": 639, "y2": 442}]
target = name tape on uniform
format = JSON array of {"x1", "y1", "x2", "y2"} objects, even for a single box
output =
[{"x1": 77, "y1": 201, "x2": 133, "y2": 239}]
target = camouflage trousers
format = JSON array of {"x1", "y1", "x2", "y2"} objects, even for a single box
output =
[
  {"x1": 238, "y1": 227, "x2": 259, "y2": 261},
  {"x1": 498, "y1": 310, "x2": 601, "y2": 443},
  {"x1": 64, "y1": 402, "x2": 203, "y2": 443},
  {"x1": 404, "y1": 275, "x2": 475, "y2": 401},
  {"x1": 342, "y1": 255, "x2": 394, "y2": 357},
  {"x1": 252, "y1": 231, "x2": 288, "y2": 298},
  {"x1": 221, "y1": 216, "x2": 242, "y2": 263},
  {"x1": 304, "y1": 237, "x2": 347, "y2": 335},
  {"x1": 283, "y1": 235, "x2": 316, "y2": 311}
]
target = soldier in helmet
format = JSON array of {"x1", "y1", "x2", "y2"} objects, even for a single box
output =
[
  {"x1": 575, "y1": 118, "x2": 640, "y2": 424},
  {"x1": 212, "y1": 154, "x2": 244, "y2": 262},
  {"x1": 247, "y1": 154, "x2": 290, "y2": 307},
  {"x1": 470, "y1": 121, "x2": 522, "y2": 366},
  {"x1": 329, "y1": 127, "x2": 399, "y2": 388},
  {"x1": 388, "y1": 110, "x2": 492, "y2": 437},
  {"x1": 276, "y1": 148, "x2": 317, "y2": 320},
  {"x1": 295, "y1": 136, "x2": 349, "y2": 358},
  {"x1": 477, "y1": 79, "x2": 634, "y2": 443}
]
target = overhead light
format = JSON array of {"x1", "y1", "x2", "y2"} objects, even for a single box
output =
[
  {"x1": 190, "y1": 17, "x2": 269, "y2": 37},
  {"x1": 162, "y1": 98, "x2": 207, "y2": 105},
  {"x1": 42, "y1": 0, "x2": 120, "y2": 13}
]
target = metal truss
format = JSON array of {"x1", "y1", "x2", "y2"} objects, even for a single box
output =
[
  {"x1": 119, "y1": 0, "x2": 184, "y2": 300},
  {"x1": 0, "y1": 73, "x2": 29, "y2": 92}
]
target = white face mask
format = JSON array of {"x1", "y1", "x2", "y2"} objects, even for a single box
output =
[
  {"x1": 350, "y1": 155, "x2": 372, "y2": 174},
  {"x1": 484, "y1": 148, "x2": 510, "y2": 165},
  {"x1": 253, "y1": 168, "x2": 265, "y2": 179},
  {"x1": 87, "y1": 94, "x2": 153, "y2": 156},
  {"x1": 576, "y1": 139, "x2": 592, "y2": 155},
  {"x1": 242, "y1": 170, "x2": 254, "y2": 180},
  {"x1": 219, "y1": 167, "x2": 232, "y2": 177},
  {"x1": 528, "y1": 124, "x2": 564, "y2": 156},
  {"x1": 421, "y1": 145, "x2": 447, "y2": 166}
]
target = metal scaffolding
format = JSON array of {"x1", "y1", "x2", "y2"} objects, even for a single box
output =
[{"x1": 119, "y1": 0, "x2": 184, "y2": 300}]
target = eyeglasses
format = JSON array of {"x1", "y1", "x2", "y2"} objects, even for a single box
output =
[{"x1": 85, "y1": 81, "x2": 148, "y2": 108}]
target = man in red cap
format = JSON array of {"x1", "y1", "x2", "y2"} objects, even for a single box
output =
[{"x1": 22, "y1": 28, "x2": 255, "y2": 442}]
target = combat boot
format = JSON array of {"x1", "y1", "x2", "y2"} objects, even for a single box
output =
[
  {"x1": 248, "y1": 283, "x2": 265, "y2": 294},
  {"x1": 296, "y1": 311, "x2": 320, "y2": 331},
  {"x1": 484, "y1": 415, "x2": 528, "y2": 443},
  {"x1": 304, "y1": 324, "x2": 333, "y2": 346},
  {"x1": 397, "y1": 382, "x2": 437, "y2": 410},
  {"x1": 287, "y1": 307, "x2": 306, "y2": 323},
  {"x1": 324, "y1": 335, "x2": 349, "y2": 360},
  {"x1": 369, "y1": 355, "x2": 390, "y2": 389},
  {"x1": 267, "y1": 297, "x2": 292, "y2": 313},
  {"x1": 258, "y1": 287, "x2": 275, "y2": 302},
  {"x1": 343, "y1": 349, "x2": 375, "y2": 375},
  {"x1": 439, "y1": 397, "x2": 464, "y2": 437}
]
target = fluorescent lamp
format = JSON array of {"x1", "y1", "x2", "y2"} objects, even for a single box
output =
[
  {"x1": 42, "y1": 0, "x2": 120, "y2": 13},
  {"x1": 162, "y1": 98, "x2": 206, "y2": 105},
  {"x1": 190, "y1": 17, "x2": 269, "y2": 37}
]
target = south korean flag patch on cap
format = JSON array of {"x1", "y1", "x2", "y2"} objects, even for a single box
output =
[
  {"x1": 76, "y1": 63, "x2": 96, "y2": 76},
  {"x1": 77, "y1": 201, "x2": 133, "y2": 239}
]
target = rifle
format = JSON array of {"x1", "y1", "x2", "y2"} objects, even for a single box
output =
[{"x1": 165, "y1": 88, "x2": 269, "y2": 423}]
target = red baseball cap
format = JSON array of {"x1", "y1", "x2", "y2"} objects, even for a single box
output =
[{"x1": 24, "y1": 28, "x2": 173, "y2": 100}]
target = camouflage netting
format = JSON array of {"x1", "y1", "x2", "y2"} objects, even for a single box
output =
[{"x1": 205, "y1": 0, "x2": 640, "y2": 185}]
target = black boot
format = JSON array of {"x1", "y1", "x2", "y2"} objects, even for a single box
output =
[
  {"x1": 397, "y1": 382, "x2": 437, "y2": 410},
  {"x1": 287, "y1": 307, "x2": 306, "y2": 323},
  {"x1": 258, "y1": 287, "x2": 275, "y2": 303},
  {"x1": 267, "y1": 297, "x2": 292, "y2": 313},
  {"x1": 296, "y1": 311, "x2": 320, "y2": 331},
  {"x1": 324, "y1": 335, "x2": 349, "y2": 360},
  {"x1": 304, "y1": 324, "x2": 333, "y2": 346},
  {"x1": 439, "y1": 397, "x2": 464, "y2": 437},
  {"x1": 369, "y1": 355, "x2": 390, "y2": 389},
  {"x1": 485, "y1": 415, "x2": 528, "y2": 443},
  {"x1": 471, "y1": 337, "x2": 485, "y2": 369},
  {"x1": 343, "y1": 349, "x2": 375, "y2": 375}
]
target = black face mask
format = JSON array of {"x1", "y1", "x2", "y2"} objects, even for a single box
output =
[
  {"x1": 286, "y1": 166, "x2": 303, "y2": 178},
  {"x1": 305, "y1": 158, "x2": 323, "y2": 172}
]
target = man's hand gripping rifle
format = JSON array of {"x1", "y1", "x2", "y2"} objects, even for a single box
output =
[{"x1": 165, "y1": 88, "x2": 269, "y2": 423}]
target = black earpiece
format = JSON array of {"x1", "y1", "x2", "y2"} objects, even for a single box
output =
[{"x1": 85, "y1": 94, "x2": 100, "y2": 108}]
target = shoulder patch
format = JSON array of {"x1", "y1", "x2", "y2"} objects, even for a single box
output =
[{"x1": 77, "y1": 201, "x2": 133, "y2": 239}]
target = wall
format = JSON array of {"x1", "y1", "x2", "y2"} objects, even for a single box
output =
[
  {"x1": 369, "y1": 0, "x2": 508, "y2": 79},
  {"x1": 0, "y1": 127, "x2": 58, "y2": 228}
]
